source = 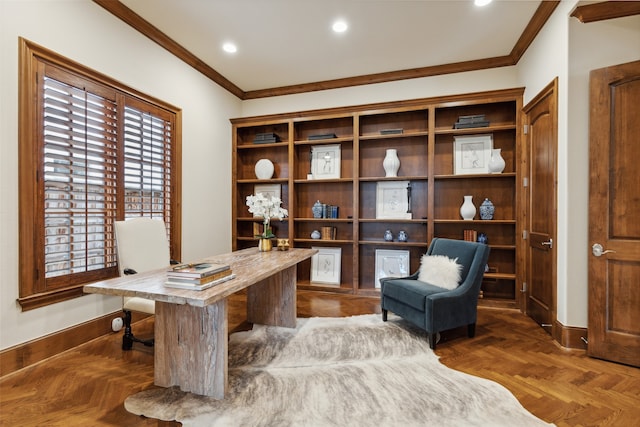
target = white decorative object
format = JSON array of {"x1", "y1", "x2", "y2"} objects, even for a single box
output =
[
  {"x1": 454, "y1": 134, "x2": 493, "y2": 175},
  {"x1": 245, "y1": 193, "x2": 288, "y2": 249},
  {"x1": 417, "y1": 255, "x2": 462, "y2": 290},
  {"x1": 252, "y1": 184, "x2": 281, "y2": 217},
  {"x1": 254, "y1": 159, "x2": 274, "y2": 179},
  {"x1": 383, "y1": 148, "x2": 400, "y2": 177},
  {"x1": 310, "y1": 247, "x2": 341, "y2": 285},
  {"x1": 376, "y1": 181, "x2": 412, "y2": 219},
  {"x1": 488, "y1": 148, "x2": 505, "y2": 173},
  {"x1": 460, "y1": 195, "x2": 476, "y2": 220},
  {"x1": 375, "y1": 249, "x2": 410, "y2": 288},
  {"x1": 311, "y1": 144, "x2": 341, "y2": 179}
]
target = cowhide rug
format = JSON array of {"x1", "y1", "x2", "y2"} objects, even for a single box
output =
[{"x1": 125, "y1": 314, "x2": 553, "y2": 426}]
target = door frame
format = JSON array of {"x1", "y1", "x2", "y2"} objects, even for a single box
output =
[{"x1": 521, "y1": 78, "x2": 558, "y2": 332}]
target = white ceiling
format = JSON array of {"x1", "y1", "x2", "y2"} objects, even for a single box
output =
[{"x1": 119, "y1": 0, "x2": 543, "y2": 93}]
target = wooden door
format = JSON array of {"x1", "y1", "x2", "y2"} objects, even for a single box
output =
[
  {"x1": 522, "y1": 79, "x2": 557, "y2": 333},
  {"x1": 588, "y1": 60, "x2": 640, "y2": 367}
]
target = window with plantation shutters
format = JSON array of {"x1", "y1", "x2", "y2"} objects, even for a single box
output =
[
  {"x1": 18, "y1": 38, "x2": 181, "y2": 310},
  {"x1": 123, "y1": 102, "x2": 173, "y2": 224},
  {"x1": 42, "y1": 75, "x2": 119, "y2": 283}
]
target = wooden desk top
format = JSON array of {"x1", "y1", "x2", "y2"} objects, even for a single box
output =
[{"x1": 83, "y1": 247, "x2": 317, "y2": 308}]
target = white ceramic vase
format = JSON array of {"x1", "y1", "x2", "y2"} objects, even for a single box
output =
[
  {"x1": 488, "y1": 148, "x2": 505, "y2": 174},
  {"x1": 383, "y1": 148, "x2": 400, "y2": 177},
  {"x1": 254, "y1": 158, "x2": 275, "y2": 179},
  {"x1": 460, "y1": 195, "x2": 476, "y2": 220}
]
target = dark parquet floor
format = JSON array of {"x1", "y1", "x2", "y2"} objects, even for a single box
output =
[{"x1": 1, "y1": 290, "x2": 638, "y2": 426}]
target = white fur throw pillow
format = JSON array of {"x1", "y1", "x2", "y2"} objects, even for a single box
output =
[{"x1": 417, "y1": 255, "x2": 462, "y2": 290}]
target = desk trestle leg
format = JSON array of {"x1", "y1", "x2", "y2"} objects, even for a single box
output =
[{"x1": 154, "y1": 300, "x2": 228, "y2": 398}]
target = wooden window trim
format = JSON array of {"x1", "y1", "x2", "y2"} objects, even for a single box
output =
[{"x1": 18, "y1": 38, "x2": 182, "y2": 311}]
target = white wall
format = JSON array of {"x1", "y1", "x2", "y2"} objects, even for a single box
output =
[
  {"x1": 516, "y1": 0, "x2": 574, "y2": 327},
  {"x1": 0, "y1": 0, "x2": 240, "y2": 350},
  {"x1": 241, "y1": 67, "x2": 520, "y2": 117}
]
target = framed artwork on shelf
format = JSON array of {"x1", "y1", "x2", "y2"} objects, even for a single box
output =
[
  {"x1": 375, "y1": 249, "x2": 410, "y2": 288},
  {"x1": 376, "y1": 181, "x2": 412, "y2": 219},
  {"x1": 310, "y1": 246, "x2": 341, "y2": 285},
  {"x1": 311, "y1": 144, "x2": 341, "y2": 179},
  {"x1": 253, "y1": 183, "x2": 281, "y2": 200},
  {"x1": 252, "y1": 184, "x2": 281, "y2": 218},
  {"x1": 453, "y1": 134, "x2": 493, "y2": 175}
]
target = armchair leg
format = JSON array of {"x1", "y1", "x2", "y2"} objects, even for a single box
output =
[
  {"x1": 122, "y1": 309, "x2": 154, "y2": 351},
  {"x1": 468, "y1": 323, "x2": 476, "y2": 338},
  {"x1": 428, "y1": 332, "x2": 437, "y2": 350},
  {"x1": 382, "y1": 309, "x2": 388, "y2": 322}
]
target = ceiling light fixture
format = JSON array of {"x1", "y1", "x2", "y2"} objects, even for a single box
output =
[
  {"x1": 474, "y1": 0, "x2": 492, "y2": 6},
  {"x1": 222, "y1": 42, "x2": 237, "y2": 53},
  {"x1": 332, "y1": 20, "x2": 348, "y2": 33}
]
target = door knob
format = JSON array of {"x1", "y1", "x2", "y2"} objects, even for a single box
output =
[
  {"x1": 592, "y1": 243, "x2": 616, "y2": 257},
  {"x1": 541, "y1": 239, "x2": 553, "y2": 248}
]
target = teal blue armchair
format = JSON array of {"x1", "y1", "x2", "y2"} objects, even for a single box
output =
[{"x1": 380, "y1": 238, "x2": 490, "y2": 350}]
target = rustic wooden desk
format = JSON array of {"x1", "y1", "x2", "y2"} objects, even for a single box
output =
[{"x1": 84, "y1": 247, "x2": 317, "y2": 398}]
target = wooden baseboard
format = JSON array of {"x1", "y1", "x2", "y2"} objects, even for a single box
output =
[
  {"x1": 554, "y1": 319, "x2": 588, "y2": 350},
  {"x1": 0, "y1": 310, "x2": 151, "y2": 377}
]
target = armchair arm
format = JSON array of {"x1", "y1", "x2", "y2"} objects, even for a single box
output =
[{"x1": 379, "y1": 270, "x2": 420, "y2": 291}]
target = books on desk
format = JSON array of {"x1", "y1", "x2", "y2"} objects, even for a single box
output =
[
  {"x1": 165, "y1": 261, "x2": 235, "y2": 290},
  {"x1": 165, "y1": 273, "x2": 236, "y2": 291},
  {"x1": 167, "y1": 262, "x2": 230, "y2": 278}
]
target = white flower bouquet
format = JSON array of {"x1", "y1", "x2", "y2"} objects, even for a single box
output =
[{"x1": 246, "y1": 193, "x2": 288, "y2": 239}]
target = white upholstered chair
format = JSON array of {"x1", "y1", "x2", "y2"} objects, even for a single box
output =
[{"x1": 114, "y1": 217, "x2": 172, "y2": 350}]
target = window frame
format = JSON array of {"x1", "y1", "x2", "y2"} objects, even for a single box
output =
[{"x1": 18, "y1": 38, "x2": 182, "y2": 310}]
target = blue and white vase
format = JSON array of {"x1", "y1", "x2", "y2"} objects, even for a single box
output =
[
  {"x1": 384, "y1": 230, "x2": 394, "y2": 241},
  {"x1": 312, "y1": 200, "x2": 323, "y2": 218},
  {"x1": 479, "y1": 198, "x2": 495, "y2": 220},
  {"x1": 398, "y1": 230, "x2": 408, "y2": 242}
]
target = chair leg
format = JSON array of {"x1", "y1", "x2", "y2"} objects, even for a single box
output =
[
  {"x1": 122, "y1": 309, "x2": 154, "y2": 351},
  {"x1": 122, "y1": 310, "x2": 134, "y2": 351},
  {"x1": 468, "y1": 323, "x2": 476, "y2": 338},
  {"x1": 382, "y1": 309, "x2": 388, "y2": 322},
  {"x1": 428, "y1": 332, "x2": 437, "y2": 350}
]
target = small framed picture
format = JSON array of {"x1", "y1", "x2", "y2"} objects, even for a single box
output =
[
  {"x1": 376, "y1": 181, "x2": 412, "y2": 219},
  {"x1": 253, "y1": 184, "x2": 281, "y2": 218},
  {"x1": 375, "y1": 249, "x2": 410, "y2": 288},
  {"x1": 310, "y1": 246, "x2": 341, "y2": 286},
  {"x1": 253, "y1": 184, "x2": 280, "y2": 200},
  {"x1": 454, "y1": 134, "x2": 493, "y2": 175},
  {"x1": 311, "y1": 144, "x2": 341, "y2": 179}
]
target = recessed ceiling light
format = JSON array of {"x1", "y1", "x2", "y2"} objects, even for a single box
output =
[
  {"x1": 222, "y1": 42, "x2": 237, "y2": 53},
  {"x1": 474, "y1": 0, "x2": 492, "y2": 6},
  {"x1": 332, "y1": 20, "x2": 348, "y2": 33}
]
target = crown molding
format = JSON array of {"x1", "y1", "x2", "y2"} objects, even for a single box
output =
[
  {"x1": 92, "y1": 0, "x2": 245, "y2": 99},
  {"x1": 571, "y1": 1, "x2": 640, "y2": 23},
  {"x1": 94, "y1": 0, "x2": 559, "y2": 100}
]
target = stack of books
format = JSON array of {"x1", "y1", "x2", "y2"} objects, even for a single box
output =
[
  {"x1": 454, "y1": 114, "x2": 490, "y2": 129},
  {"x1": 463, "y1": 229, "x2": 478, "y2": 242},
  {"x1": 253, "y1": 132, "x2": 279, "y2": 144},
  {"x1": 308, "y1": 133, "x2": 336, "y2": 140},
  {"x1": 165, "y1": 262, "x2": 235, "y2": 291}
]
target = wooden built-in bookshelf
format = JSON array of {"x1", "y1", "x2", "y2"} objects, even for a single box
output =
[{"x1": 232, "y1": 88, "x2": 524, "y2": 308}]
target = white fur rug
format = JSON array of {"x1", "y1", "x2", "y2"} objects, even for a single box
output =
[{"x1": 125, "y1": 314, "x2": 553, "y2": 427}]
